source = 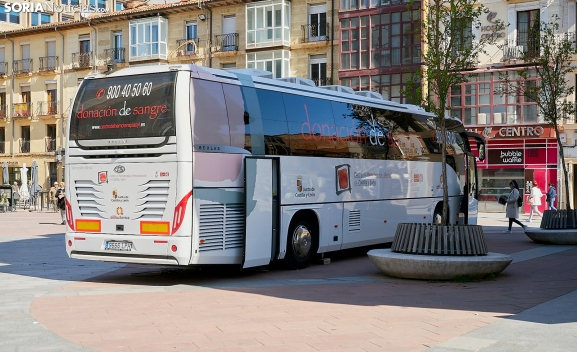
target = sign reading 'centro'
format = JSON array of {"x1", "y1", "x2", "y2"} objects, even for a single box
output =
[{"x1": 466, "y1": 125, "x2": 548, "y2": 139}]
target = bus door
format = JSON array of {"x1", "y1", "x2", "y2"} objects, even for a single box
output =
[
  {"x1": 465, "y1": 153, "x2": 479, "y2": 225},
  {"x1": 242, "y1": 157, "x2": 279, "y2": 269}
]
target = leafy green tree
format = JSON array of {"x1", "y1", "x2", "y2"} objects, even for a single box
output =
[
  {"x1": 497, "y1": 16, "x2": 574, "y2": 210},
  {"x1": 404, "y1": 0, "x2": 504, "y2": 223}
]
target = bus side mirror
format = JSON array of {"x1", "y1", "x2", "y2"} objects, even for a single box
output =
[{"x1": 477, "y1": 143, "x2": 486, "y2": 161}]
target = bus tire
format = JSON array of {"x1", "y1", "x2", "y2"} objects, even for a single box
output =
[{"x1": 285, "y1": 215, "x2": 317, "y2": 270}]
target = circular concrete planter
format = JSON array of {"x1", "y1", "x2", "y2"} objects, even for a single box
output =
[
  {"x1": 525, "y1": 228, "x2": 577, "y2": 245},
  {"x1": 367, "y1": 249, "x2": 512, "y2": 280}
]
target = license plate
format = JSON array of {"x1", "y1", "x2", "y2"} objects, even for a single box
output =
[{"x1": 105, "y1": 241, "x2": 133, "y2": 251}]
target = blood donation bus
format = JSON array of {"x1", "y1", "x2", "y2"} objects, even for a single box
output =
[{"x1": 64, "y1": 64, "x2": 485, "y2": 269}]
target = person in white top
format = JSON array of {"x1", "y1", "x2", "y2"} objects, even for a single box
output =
[{"x1": 527, "y1": 181, "x2": 543, "y2": 222}]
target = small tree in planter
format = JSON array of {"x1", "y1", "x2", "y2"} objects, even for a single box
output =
[
  {"x1": 404, "y1": 0, "x2": 504, "y2": 224},
  {"x1": 496, "y1": 16, "x2": 575, "y2": 212}
]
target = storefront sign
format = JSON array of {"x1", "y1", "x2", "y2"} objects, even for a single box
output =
[
  {"x1": 0, "y1": 161, "x2": 18, "y2": 166},
  {"x1": 488, "y1": 149, "x2": 524, "y2": 164},
  {"x1": 481, "y1": 12, "x2": 506, "y2": 39},
  {"x1": 466, "y1": 125, "x2": 552, "y2": 139}
]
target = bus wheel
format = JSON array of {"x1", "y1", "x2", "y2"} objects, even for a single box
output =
[{"x1": 285, "y1": 216, "x2": 317, "y2": 269}]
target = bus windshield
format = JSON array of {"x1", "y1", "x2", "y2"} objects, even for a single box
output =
[{"x1": 70, "y1": 72, "x2": 177, "y2": 140}]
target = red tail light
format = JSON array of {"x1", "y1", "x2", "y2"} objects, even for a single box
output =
[
  {"x1": 65, "y1": 199, "x2": 75, "y2": 231},
  {"x1": 172, "y1": 190, "x2": 193, "y2": 234}
]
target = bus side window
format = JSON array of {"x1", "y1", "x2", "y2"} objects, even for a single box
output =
[
  {"x1": 283, "y1": 93, "x2": 335, "y2": 157},
  {"x1": 191, "y1": 80, "x2": 231, "y2": 146},
  {"x1": 222, "y1": 83, "x2": 246, "y2": 149},
  {"x1": 255, "y1": 89, "x2": 290, "y2": 156}
]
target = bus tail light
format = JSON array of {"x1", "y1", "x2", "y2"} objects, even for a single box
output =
[
  {"x1": 171, "y1": 245, "x2": 177, "y2": 252},
  {"x1": 65, "y1": 199, "x2": 75, "y2": 231},
  {"x1": 171, "y1": 190, "x2": 193, "y2": 234},
  {"x1": 67, "y1": 240, "x2": 72, "y2": 247},
  {"x1": 76, "y1": 220, "x2": 101, "y2": 233},
  {"x1": 140, "y1": 221, "x2": 170, "y2": 235}
]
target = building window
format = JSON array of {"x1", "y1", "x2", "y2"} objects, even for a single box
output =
[
  {"x1": 129, "y1": 17, "x2": 168, "y2": 61},
  {"x1": 370, "y1": 10, "x2": 420, "y2": 68},
  {"x1": 62, "y1": 0, "x2": 80, "y2": 5},
  {"x1": 46, "y1": 124, "x2": 57, "y2": 152},
  {"x1": 308, "y1": 4, "x2": 327, "y2": 41},
  {"x1": 222, "y1": 63, "x2": 236, "y2": 70},
  {"x1": 116, "y1": 1, "x2": 124, "y2": 11},
  {"x1": 246, "y1": 50, "x2": 289, "y2": 78},
  {"x1": 31, "y1": 12, "x2": 51, "y2": 26},
  {"x1": 449, "y1": 71, "x2": 541, "y2": 126},
  {"x1": 0, "y1": 127, "x2": 5, "y2": 154},
  {"x1": 246, "y1": 0, "x2": 290, "y2": 49},
  {"x1": 21, "y1": 126, "x2": 30, "y2": 153},
  {"x1": 90, "y1": 0, "x2": 107, "y2": 9},
  {"x1": 0, "y1": 6, "x2": 20, "y2": 24},
  {"x1": 184, "y1": 20, "x2": 198, "y2": 54},
  {"x1": 341, "y1": 0, "x2": 409, "y2": 11},
  {"x1": 62, "y1": 15, "x2": 74, "y2": 22},
  {"x1": 517, "y1": 9, "x2": 540, "y2": 57},
  {"x1": 341, "y1": 72, "x2": 413, "y2": 103},
  {"x1": 309, "y1": 54, "x2": 327, "y2": 86}
]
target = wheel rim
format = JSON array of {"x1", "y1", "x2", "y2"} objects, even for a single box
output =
[{"x1": 292, "y1": 225, "x2": 312, "y2": 259}]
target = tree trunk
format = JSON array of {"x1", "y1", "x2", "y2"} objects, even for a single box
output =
[{"x1": 556, "y1": 124, "x2": 571, "y2": 210}]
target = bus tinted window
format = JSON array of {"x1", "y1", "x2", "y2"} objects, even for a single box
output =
[
  {"x1": 70, "y1": 72, "x2": 176, "y2": 140},
  {"x1": 222, "y1": 83, "x2": 246, "y2": 149},
  {"x1": 256, "y1": 89, "x2": 290, "y2": 155},
  {"x1": 192, "y1": 79, "x2": 231, "y2": 146}
]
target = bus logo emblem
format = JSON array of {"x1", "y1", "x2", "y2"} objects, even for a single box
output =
[
  {"x1": 98, "y1": 171, "x2": 108, "y2": 184},
  {"x1": 116, "y1": 207, "x2": 123, "y2": 215},
  {"x1": 297, "y1": 175, "x2": 302, "y2": 192},
  {"x1": 114, "y1": 165, "x2": 125, "y2": 173}
]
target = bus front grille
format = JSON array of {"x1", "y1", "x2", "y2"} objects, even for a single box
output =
[{"x1": 199, "y1": 203, "x2": 244, "y2": 252}]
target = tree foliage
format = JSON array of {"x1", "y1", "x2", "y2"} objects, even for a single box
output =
[
  {"x1": 404, "y1": 0, "x2": 504, "y2": 223},
  {"x1": 496, "y1": 16, "x2": 574, "y2": 210}
]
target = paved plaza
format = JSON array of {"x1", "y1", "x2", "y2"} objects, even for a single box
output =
[{"x1": 0, "y1": 210, "x2": 576, "y2": 351}]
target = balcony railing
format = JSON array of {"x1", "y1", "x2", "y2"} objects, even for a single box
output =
[
  {"x1": 72, "y1": 52, "x2": 93, "y2": 69},
  {"x1": 301, "y1": 23, "x2": 330, "y2": 43},
  {"x1": 312, "y1": 78, "x2": 333, "y2": 86},
  {"x1": 0, "y1": 104, "x2": 7, "y2": 119},
  {"x1": 12, "y1": 102, "x2": 32, "y2": 118},
  {"x1": 45, "y1": 137, "x2": 56, "y2": 153},
  {"x1": 0, "y1": 61, "x2": 7, "y2": 75},
  {"x1": 37, "y1": 101, "x2": 58, "y2": 116},
  {"x1": 104, "y1": 48, "x2": 125, "y2": 64},
  {"x1": 13, "y1": 59, "x2": 32, "y2": 74},
  {"x1": 19, "y1": 139, "x2": 30, "y2": 153},
  {"x1": 176, "y1": 38, "x2": 201, "y2": 57},
  {"x1": 503, "y1": 37, "x2": 540, "y2": 61},
  {"x1": 213, "y1": 33, "x2": 239, "y2": 53},
  {"x1": 39, "y1": 56, "x2": 58, "y2": 71}
]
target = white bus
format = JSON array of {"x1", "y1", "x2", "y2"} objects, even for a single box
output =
[{"x1": 64, "y1": 64, "x2": 486, "y2": 269}]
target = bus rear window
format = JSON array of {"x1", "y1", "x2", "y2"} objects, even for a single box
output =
[{"x1": 70, "y1": 72, "x2": 176, "y2": 140}]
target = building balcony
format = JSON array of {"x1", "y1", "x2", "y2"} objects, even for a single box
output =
[
  {"x1": 39, "y1": 56, "x2": 58, "y2": 71},
  {"x1": 104, "y1": 48, "x2": 125, "y2": 64},
  {"x1": 0, "y1": 61, "x2": 7, "y2": 75},
  {"x1": 0, "y1": 104, "x2": 7, "y2": 119},
  {"x1": 176, "y1": 38, "x2": 201, "y2": 57},
  {"x1": 502, "y1": 38, "x2": 540, "y2": 61},
  {"x1": 301, "y1": 23, "x2": 330, "y2": 43},
  {"x1": 12, "y1": 102, "x2": 32, "y2": 119},
  {"x1": 13, "y1": 59, "x2": 32, "y2": 74},
  {"x1": 19, "y1": 139, "x2": 30, "y2": 153},
  {"x1": 213, "y1": 33, "x2": 239, "y2": 53},
  {"x1": 45, "y1": 137, "x2": 56, "y2": 153},
  {"x1": 312, "y1": 77, "x2": 332, "y2": 86},
  {"x1": 37, "y1": 101, "x2": 58, "y2": 116},
  {"x1": 72, "y1": 52, "x2": 92, "y2": 69}
]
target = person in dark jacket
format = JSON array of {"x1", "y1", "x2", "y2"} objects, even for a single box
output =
[
  {"x1": 56, "y1": 182, "x2": 66, "y2": 225},
  {"x1": 546, "y1": 183, "x2": 557, "y2": 211}
]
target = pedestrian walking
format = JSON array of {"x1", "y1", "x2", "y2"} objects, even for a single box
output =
[
  {"x1": 49, "y1": 182, "x2": 58, "y2": 212},
  {"x1": 527, "y1": 181, "x2": 544, "y2": 222},
  {"x1": 504, "y1": 180, "x2": 525, "y2": 233},
  {"x1": 12, "y1": 181, "x2": 20, "y2": 211},
  {"x1": 546, "y1": 183, "x2": 557, "y2": 211},
  {"x1": 56, "y1": 182, "x2": 66, "y2": 225}
]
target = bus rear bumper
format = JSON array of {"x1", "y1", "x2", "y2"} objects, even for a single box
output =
[{"x1": 65, "y1": 232, "x2": 191, "y2": 266}]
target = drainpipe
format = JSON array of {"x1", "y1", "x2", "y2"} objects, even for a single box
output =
[
  {"x1": 4, "y1": 34, "x2": 14, "y2": 157},
  {"x1": 208, "y1": 6, "x2": 213, "y2": 68},
  {"x1": 331, "y1": 0, "x2": 334, "y2": 84},
  {"x1": 55, "y1": 26, "x2": 64, "y2": 154},
  {"x1": 88, "y1": 20, "x2": 97, "y2": 73}
]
